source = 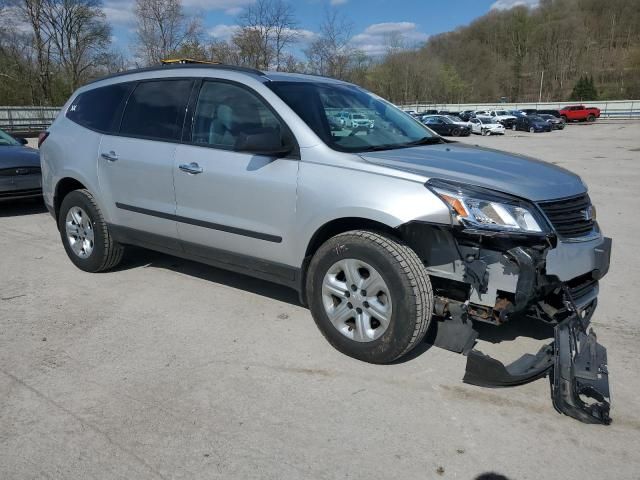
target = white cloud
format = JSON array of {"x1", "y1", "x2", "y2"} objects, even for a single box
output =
[
  {"x1": 208, "y1": 24, "x2": 243, "y2": 40},
  {"x1": 351, "y1": 22, "x2": 429, "y2": 56},
  {"x1": 490, "y1": 0, "x2": 539, "y2": 10},
  {"x1": 102, "y1": 0, "x2": 255, "y2": 27}
]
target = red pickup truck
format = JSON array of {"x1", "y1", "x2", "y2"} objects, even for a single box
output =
[{"x1": 559, "y1": 105, "x2": 600, "y2": 122}]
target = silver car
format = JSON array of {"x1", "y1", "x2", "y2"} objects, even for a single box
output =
[{"x1": 40, "y1": 64, "x2": 612, "y2": 424}]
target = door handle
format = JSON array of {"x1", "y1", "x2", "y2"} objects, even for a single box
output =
[
  {"x1": 179, "y1": 162, "x2": 203, "y2": 174},
  {"x1": 101, "y1": 151, "x2": 118, "y2": 162}
]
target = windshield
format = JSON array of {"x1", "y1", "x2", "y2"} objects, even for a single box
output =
[
  {"x1": 495, "y1": 111, "x2": 509, "y2": 116},
  {"x1": 445, "y1": 116, "x2": 461, "y2": 123},
  {"x1": 0, "y1": 129, "x2": 20, "y2": 146},
  {"x1": 529, "y1": 115, "x2": 545, "y2": 122},
  {"x1": 267, "y1": 81, "x2": 439, "y2": 152}
]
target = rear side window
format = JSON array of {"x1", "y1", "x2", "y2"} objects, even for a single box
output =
[
  {"x1": 66, "y1": 83, "x2": 132, "y2": 132},
  {"x1": 120, "y1": 79, "x2": 193, "y2": 141}
]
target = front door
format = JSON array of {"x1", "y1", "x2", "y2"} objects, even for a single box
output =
[{"x1": 173, "y1": 80, "x2": 299, "y2": 270}]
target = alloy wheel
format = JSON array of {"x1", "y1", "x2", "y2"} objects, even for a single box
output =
[
  {"x1": 321, "y1": 259, "x2": 393, "y2": 342},
  {"x1": 65, "y1": 206, "x2": 95, "y2": 258}
]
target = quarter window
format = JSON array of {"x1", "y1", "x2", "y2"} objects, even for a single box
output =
[
  {"x1": 120, "y1": 79, "x2": 193, "y2": 141},
  {"x1": 66, "y1": 83, "x2": 132, "y2": 132},
  {"x1": 191, "y1": 81, "x2": 286, "y2": 150}
]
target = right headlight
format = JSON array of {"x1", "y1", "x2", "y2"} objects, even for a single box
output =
[{"x1": 427, "y1": 179, "x2": 549, "y2": 234}]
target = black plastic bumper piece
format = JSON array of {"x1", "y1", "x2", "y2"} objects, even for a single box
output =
[
  {"x1": 463, "y1": 344, "x2": 554, "y2": 387},
  {"x1": 551, "y1": 317, "x2": 611, "y2": 425},
  {"x1": 463, "y1": 315, "x2": 611, "y2": 425}
]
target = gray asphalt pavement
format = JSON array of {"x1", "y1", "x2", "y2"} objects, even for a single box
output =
[{"x1": 2, "y1": 122, "x2": 640, "y2": 479}]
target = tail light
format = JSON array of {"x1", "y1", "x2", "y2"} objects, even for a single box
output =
[{"x1": 38, "y1": 131, "x2": 49, "y2": 148}]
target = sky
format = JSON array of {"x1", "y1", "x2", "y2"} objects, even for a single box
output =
[{"x1": 104, "y1": 0, "x2": 540, "y2": 57}]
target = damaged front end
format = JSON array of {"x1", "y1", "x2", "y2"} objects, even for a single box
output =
[{"x1": 401, "y1": 199, "x2": 613, "y2": 425}]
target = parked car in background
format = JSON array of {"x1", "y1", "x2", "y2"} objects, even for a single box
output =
[
  {"x1": 444, "y1": 115, "x2": 472, "y2": 128},
  {"x1": 538, "y1": 114, "x2": 565, "y2": 130},
  {"x1": 520, "y1": 108, "x2": 538, "y2": 115},
  {"x1": 422, "y1": 115, "x2": 471, "y2": 137},
  {"x1": 559, "y1": 105, "x2": 600, "y2": 122},
  {"x1": 509, "y1": 110, "x2": 527, "y2": 118},
  {"x1": 513, "y1": 115, "x2": 552, "y2": 133},
  {"x1": 487, "y1": 110, "x2": 517, "y2": 128},
  {"x1": 0, "y1": 128, "x2": 42, "y2": 201},
  {"x1": 536, "y1": 109, "x2": 562, "y2": 118},
  {"x1": 470, "y1": 116, "x2": 505, "y2": 135},
  {"x1": 458, "y1": 110, "x2": 475, "y2": 121},
  {"x1": 336, "y1": 111, "x2": 374, "y2": 131}
]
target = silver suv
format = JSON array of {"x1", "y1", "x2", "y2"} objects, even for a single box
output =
[{"x1": 40, "y1": 64, "x2": 612, "y2": 423}]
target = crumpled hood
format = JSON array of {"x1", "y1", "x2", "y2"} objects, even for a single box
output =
[
  {"x1": 360, "y1": 142, "x2": 585, "y2": 202},
  {"x1": 0, "y1": 146, "x2": 40, "y2": 169}
]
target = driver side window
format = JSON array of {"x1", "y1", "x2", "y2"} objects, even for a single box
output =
[{"x1": 191, "y1": 81, "x2": 284, "y2": 150}]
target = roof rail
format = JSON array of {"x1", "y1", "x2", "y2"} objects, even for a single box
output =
[
  {"x1": 86, "y1": 63, "x2": 266, "y2": 86},
  {"x1": 161, "y1": 58, "x2": 220, "y2": 65}
]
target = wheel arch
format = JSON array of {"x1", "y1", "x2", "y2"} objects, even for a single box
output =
[
  {"x1": 298, "y1": 216, "x2": 401, "y2": 306},
  {"x1": 54, "y1": 177, "x2": 88, "y2": 223}
]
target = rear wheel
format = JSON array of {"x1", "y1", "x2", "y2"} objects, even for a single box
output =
[
  {"x1": 306, "y1": 230, "x2": 433, "y2": 364},
  {"x1": 561, "y1": 115, "x2": 568, "y2": 122},
  {"x1": 58, "y1": 189, "x2": 124, "y2": 272},
  {"x1": 512, "y1": 124, "x2": 517, "y2": 131}
]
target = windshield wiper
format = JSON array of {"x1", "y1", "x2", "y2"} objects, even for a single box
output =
[
  {"x1": 403, "y1": 136, "x2": 445, "y2": 146},
  {"x1": 358, "y1": 136, "x2": 444, "y2": 152}
]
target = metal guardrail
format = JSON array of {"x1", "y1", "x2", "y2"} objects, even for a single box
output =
[
  {"x1": 0, "y1": 106, "x2": 61, "y2": 135},
  {"x1": 398, "y1": 100, "x2": 640, "y2": 118}
]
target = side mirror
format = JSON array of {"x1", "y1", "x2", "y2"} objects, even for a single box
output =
[
  {"x1": 16, "y1": 137, "x2": 28, "y2": 145},
  {"x1": 235, "y1": 130, "x2": 293, "y2": 157}
]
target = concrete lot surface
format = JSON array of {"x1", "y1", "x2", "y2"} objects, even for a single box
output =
[{"x1": 2, "y1": 122, "x2": 640, "y2": 479}]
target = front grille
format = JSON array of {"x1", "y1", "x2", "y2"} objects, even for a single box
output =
[
  {"x1": 538, "y1": 193, "x2": 594, "y2": 238},
  {"x1": 0, "y1": 166, "x2": 41, "y2": 176}
]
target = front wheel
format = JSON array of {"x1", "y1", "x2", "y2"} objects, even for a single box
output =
[
  {"x1": 512, "y1": 124, "x2": 517, "y2": 131},
  {"x1": 451, "y1": 128, "x2": 461, "y2": 137},
  {"x1": 482, "y1": 129, "x2": 491, "y2": 136},
  {"x1": 58, "y1": 189, "x2": 124, "y2": 272},
  {"x1": 306, "y1": 230, "x2": 433, "y2": 364},
  {"x1": 529, "y1": 126, "x2": 535, "y2": 133},
  {"x1": 587, "y1": 114, "x2": 595, "y2": 122}
]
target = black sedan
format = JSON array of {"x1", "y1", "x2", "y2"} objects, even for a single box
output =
[
  {"x1": 512, "y1": 115, "x2": 552, "y2": 133},
  {"x1": 422, "y1": 115, "x2": 471, "y2": 137},
  {"x1": 538, "y1": 114, "x2": 566, "y2": 130},
  {"x1": 0, "y1": 128, "x2": 42, "y2": 201}
]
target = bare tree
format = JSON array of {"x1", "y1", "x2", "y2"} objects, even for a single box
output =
[
  {"x1": 41, "y1": 0, "x2": 111, "y2": 92},
  {"x1": 305, "y1": 8, "x2": 354, "y2": 79},
  {"x1": 238, "y1": 0, "x2": 298, "y2": 70},
  {"x1": 10, "y1": 0, "x2": 54, "y2": 103},
  {"x1": 134, "y1": 0, "x2": 200, "y2": 65}
]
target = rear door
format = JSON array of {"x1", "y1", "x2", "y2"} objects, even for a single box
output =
[
  {"x1": 98, "y1": 78, "x2": 193, "y2": 247},
  {"x1": 173, "y1": 79, "x2": 299, "y2": 267}
]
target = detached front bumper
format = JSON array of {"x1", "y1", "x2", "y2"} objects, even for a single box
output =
[
  {"x1": 402, "y1": 221, "x2": 613, "y2": 424},
  {"x1": 461, "y1": 237, "x2": 612, "y2": 425}
]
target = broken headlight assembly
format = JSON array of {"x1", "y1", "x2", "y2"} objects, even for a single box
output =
[{"x1": 427, "y1": 179, "x2": 548, "y2": 234}]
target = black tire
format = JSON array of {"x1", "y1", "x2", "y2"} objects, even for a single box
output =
[
  {"x1": 561, "y1": 115, "x2": 568, "y2": 122},
  {"x1": 587, "y1": 114, "x2": 595, "y2": 122},
  {"x1": 58, "y1": 189, "x2": 124, "y2": 272},
  {"x1": 306, "y1": 230, "x2": 433, "y2": 364},
  {"x1": 529, "y1": 126, "x2": 535, "y2": 133},
  {"x1": 451, "y1": 128, "x2": 461, "y2": 137}
]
